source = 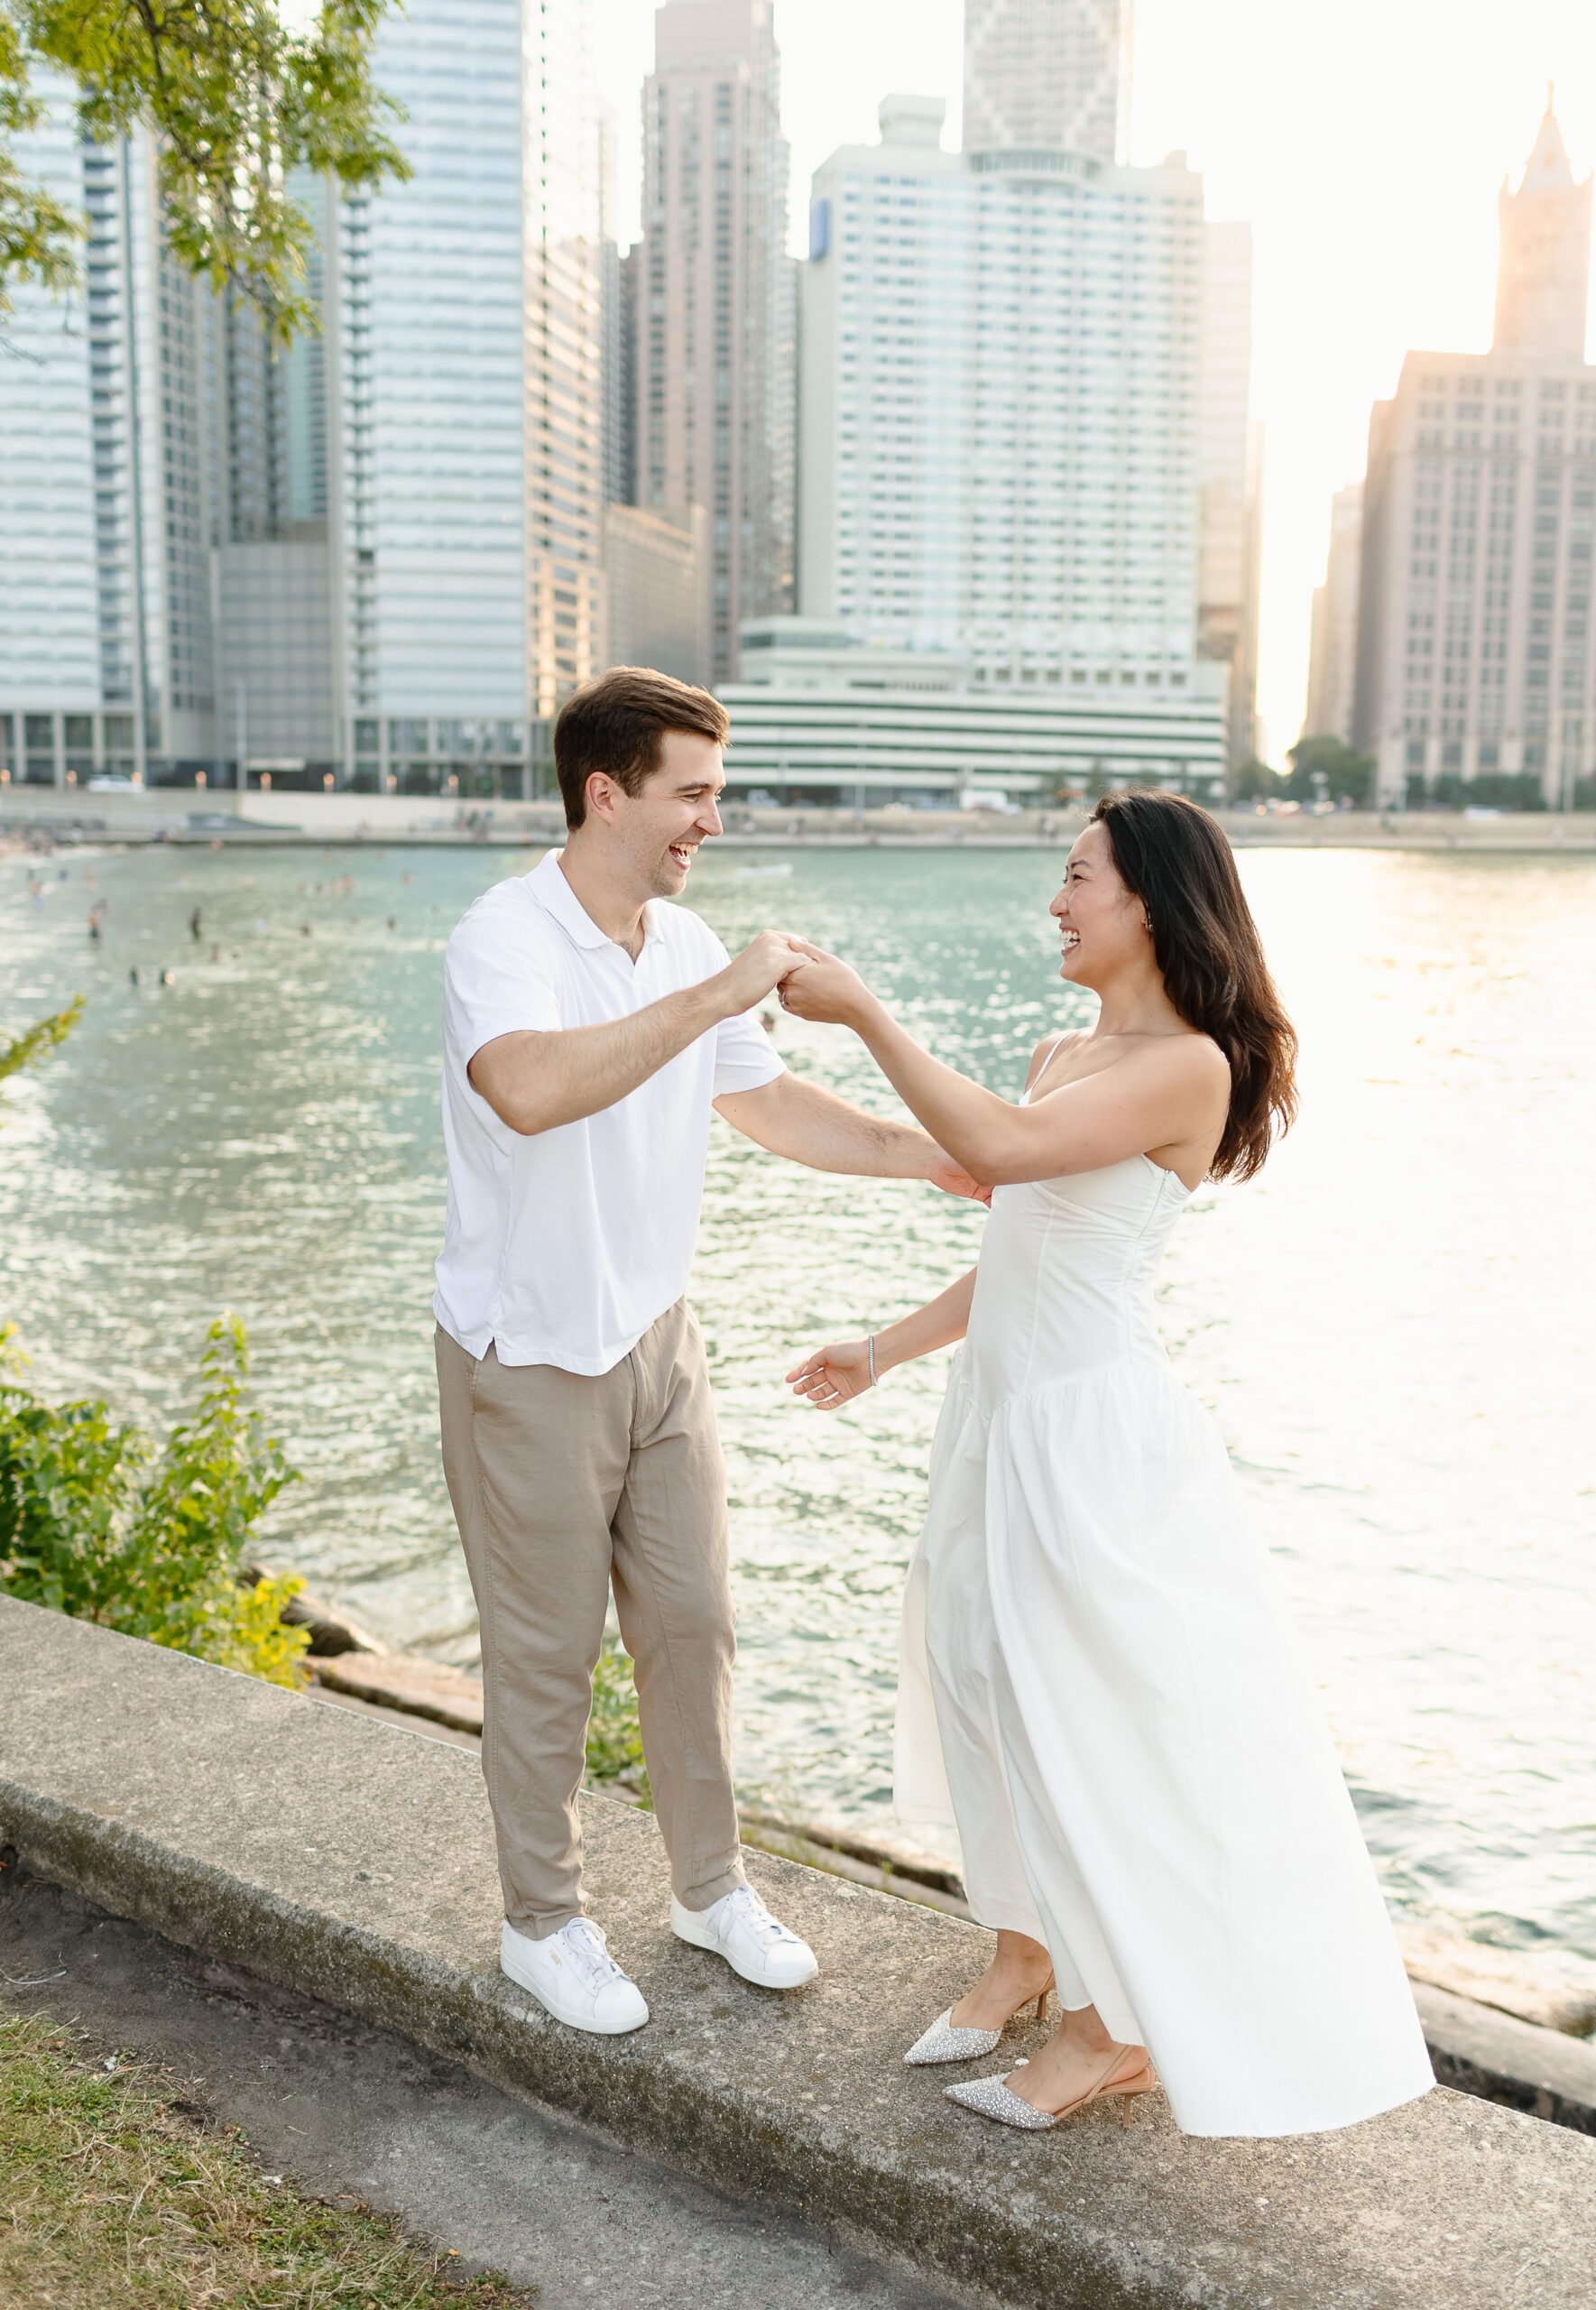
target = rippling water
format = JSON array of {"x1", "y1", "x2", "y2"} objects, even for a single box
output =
[{"x1": 5, "y1": 837, "x2": 1593, "y2": 1960}]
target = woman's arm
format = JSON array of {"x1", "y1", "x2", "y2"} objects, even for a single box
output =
[
  {"x1": 786, "y1": 1268, "x2": 977, "y2": 1411},
  {"x1": 780, "y1": 947, "x2": 1224, "y2": 1187}
]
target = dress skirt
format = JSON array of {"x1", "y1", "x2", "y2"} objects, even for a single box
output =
[{"x1": 895, "y1": 1342, "x2": 1435, "y2": 2139}]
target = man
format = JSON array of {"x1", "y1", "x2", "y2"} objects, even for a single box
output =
[{"x1": 434, "y1": 667, "x2": 977, "y2": 2035}]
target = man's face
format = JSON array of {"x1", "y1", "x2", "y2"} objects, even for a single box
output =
[{"x1": 597, "y1": 730, "x2": 726, "y2": 899}]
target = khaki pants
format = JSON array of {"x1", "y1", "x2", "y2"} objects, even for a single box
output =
[{"x1": 435, "y1": 1303, "x2": 744, "y2": 1937}]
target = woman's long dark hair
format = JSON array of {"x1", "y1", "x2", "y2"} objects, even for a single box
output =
[{"x1": 1092, "y1": 790, "x2": 1297, "y2": 1181}]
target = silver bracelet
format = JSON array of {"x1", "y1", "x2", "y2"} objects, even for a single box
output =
[{"x1": 867, "y1": 1334, "x2": 877, "y2": 1386}]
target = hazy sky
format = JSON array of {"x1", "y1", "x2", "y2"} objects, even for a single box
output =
[{"x1": 597, "y1": 0, "x2": 1596, "y2": 760}]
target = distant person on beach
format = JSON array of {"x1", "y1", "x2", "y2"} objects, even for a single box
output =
[
  {"x1": 432, "y1": 665, "x2": 984, "y2": 2037},
  {"x1": 781, "y1": 790, "x2": 1435, "y2": 2140}
]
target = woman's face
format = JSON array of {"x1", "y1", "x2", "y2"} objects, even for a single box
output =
[{"x1": 1050, "y1": 821, "x2": 1149, "y2": 988}]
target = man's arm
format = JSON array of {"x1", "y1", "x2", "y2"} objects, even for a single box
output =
[
  {"x1": 714, "y1": 1070, "x2": 984, "y2": 1197},
  {"x1": 469, "y1": 931, "x2": 801, "y2": 1136}
]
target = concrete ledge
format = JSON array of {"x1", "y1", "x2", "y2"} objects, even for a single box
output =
[{"x1": 3, "y1": 1599, "x2": 1592, "y2": 2309}]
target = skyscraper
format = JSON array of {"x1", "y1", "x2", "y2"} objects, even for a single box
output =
[
  {"x1": 798, "y1": 96, "x2": 1207, "y2": 697},
  {"x1": 635, "y1": 0, "x2": 794, "y2": 682},
  {"x1": 1, "y1": 0, "x2": 608, "y2": 797},
  {"x1": 1196, "y1": 220, "x2": 1262, "y2": 768},
  {"x1": 962, "y1": 0, "x2": 1130, "y2": 162},
  {"x1": 0, "y1": 90, "x2": 217, "y2": 788},
  {"x1": 1352, "y1": 100, "x2": 1596, "y2": 806},
  {"x1": 1494, "y1": 91, "x2": 1592, "y2": 365},
  {"x1": 1303, "y1": 482, "x2": 1362, "y2": 744},
  {"x1": 524, "y1": 0, "x2": 606, "y2": 720},
  {"x1": 338, "y1": 0, "x2": 596, "y2": 781}
]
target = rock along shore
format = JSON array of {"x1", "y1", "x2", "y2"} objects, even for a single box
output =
[{"x1": 4, "y1": 1595, "x2": 1594, "y2": 2310}]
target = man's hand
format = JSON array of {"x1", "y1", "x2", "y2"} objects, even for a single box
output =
[
  {"x1": 774, "y1": 938, "x2": 871, "y2": 1027},
  {"x1": 926, "y1": 1152, "x2": 992, "y2": 1206},
  {"x1": 715, "y1": 930, "x2": 807, "y2": 1016}
]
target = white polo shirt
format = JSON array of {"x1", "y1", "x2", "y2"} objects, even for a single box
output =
[{"x1": 433, "y1": 849, "x2": 784, "y2": 1375}]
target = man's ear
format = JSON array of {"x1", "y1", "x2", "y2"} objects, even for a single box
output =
[{"x1": 585, "y1": 770, "x2": 619, "y2": 826}]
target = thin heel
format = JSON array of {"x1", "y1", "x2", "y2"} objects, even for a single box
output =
[{"x1": 1032, "y1": 1987, "x2": 1051, "y2": 2021}]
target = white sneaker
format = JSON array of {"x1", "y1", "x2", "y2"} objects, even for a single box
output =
[
  {"x1": 670, "y1": 1884, "x2": 818, "y2": 1990},
  {"x1": 499, "y1": 1916, "x2": 650, "y2": 2034}
]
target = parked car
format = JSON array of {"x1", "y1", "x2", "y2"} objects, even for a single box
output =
[{"x1": 86, "y1": 773, "x2": 137, "y2": 792}]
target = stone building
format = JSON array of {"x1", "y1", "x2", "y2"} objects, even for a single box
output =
[{"x1": 1352, "y1": 101, "x2": 1595, "y2": 805}]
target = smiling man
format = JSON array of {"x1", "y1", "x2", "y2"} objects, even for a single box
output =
[{"x1": 433, "y1": 665, "x2": 978, "y2": 2035}]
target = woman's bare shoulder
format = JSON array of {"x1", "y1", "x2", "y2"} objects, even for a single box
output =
[
  {"x1": 1131, "y1": 1030, "x2": 1232, "y2": 1095},
  {"x1": 1022, "y1": 1027, "x2": 1084, "y2": 1091}
]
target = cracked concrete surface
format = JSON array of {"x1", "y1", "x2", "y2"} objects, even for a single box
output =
[{"x1": 0, "y1": 1871, "x2": 969, "y2": 2310}]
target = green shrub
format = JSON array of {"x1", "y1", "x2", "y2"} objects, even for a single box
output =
[
  {"x1": 0, "y1": 1316, "x2": 310, "y2": 1688},
  {"x1": 586, "y1": 1631, "x2": 650, "y2": 1802}
]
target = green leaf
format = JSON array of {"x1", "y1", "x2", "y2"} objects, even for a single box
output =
[{"x1": 3, "y1": 0, "x2": 409, "y2": 341}]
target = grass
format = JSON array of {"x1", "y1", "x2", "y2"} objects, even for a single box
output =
[{"x1": 0, "y1": 2010, "x2": 535, "y2": 2309}]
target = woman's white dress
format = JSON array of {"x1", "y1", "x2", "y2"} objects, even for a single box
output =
[{"x1": 894, "y1": 1087, "x2": 1435, "y2": 2138}]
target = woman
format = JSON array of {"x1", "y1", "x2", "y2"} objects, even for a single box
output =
[{"x1": 780, "y1": 791, "x2": 1434, "y2": 2139}]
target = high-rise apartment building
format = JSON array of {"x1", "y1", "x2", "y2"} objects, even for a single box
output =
[
  {"x1": 599, "y1": 112, "x2": 634, "y2": 512},
  {"x1": 962, "y1": 0, "x2": 1130, "y2": 163},
  {"x1": 635, "y1": 0, "x2": 794, "y2": 682},
  {"x1": 798, "y1": 96, "x2": 1206, "y2": 698},
  {"x1": 1196, "y1": 220, "x2": 1262, "y2": 767},
  {"x1": 1352, "y1": 102, "x2": 1596, "y2": 804},
  {"x1": 1303, "y1": 482, "x2": 1362, "y2": 744},
  {"x1": 0, "y1": 89, "x2": 217, "y2": 787}
]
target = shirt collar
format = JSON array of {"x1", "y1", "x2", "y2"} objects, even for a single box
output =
[{"x1": 528, "y1": 848, "x2": 666, "y2": 951}]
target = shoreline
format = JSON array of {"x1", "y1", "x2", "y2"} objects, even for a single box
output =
[{"x1": 5, "y1": 792, "x2": 1596, "y2": 856}]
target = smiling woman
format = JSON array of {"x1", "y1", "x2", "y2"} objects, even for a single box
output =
[
  {"x1": 780, "y1": 791, "x2": 1435, "y2": 2138},
  {"x1": 779, "y1": 791, "x2": 1295, "y2": 1193}
]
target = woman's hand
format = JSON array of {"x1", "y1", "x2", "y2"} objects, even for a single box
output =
[
  {"x1": 775, "y1": 938, "x2": 873, "y2": 1029},
  {"x1": 785, "y1": 1337, "x2": 875, "y2": 1411}
]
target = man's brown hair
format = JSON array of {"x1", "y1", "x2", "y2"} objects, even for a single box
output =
[{"x1": 554, "y1": 667, "x2": 729, "y2": 830}]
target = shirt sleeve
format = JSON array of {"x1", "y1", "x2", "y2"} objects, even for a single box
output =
[
  {"x1": 700, "y1": 929, "x2": 786, "y2": 1097},
  {"x1": 444, "y1": 901, "x2": 561, "y2": 1067}
]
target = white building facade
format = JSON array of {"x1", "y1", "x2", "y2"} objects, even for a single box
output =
[
  {"x1": 719, "y1": 618, "x2": 1225, "y2": 801},
  {"x1": 798, "y1": 97, "x2": 1205, "y2": 712},
  {"x1": 1352, "y1": 104, "x2": 1596, "y2": 805}
]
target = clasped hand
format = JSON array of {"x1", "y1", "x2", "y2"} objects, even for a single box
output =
[{"x1": 772, "y1": 936, "x2": 870, "y2": 1026}]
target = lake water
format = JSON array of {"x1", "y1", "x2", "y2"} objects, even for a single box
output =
[{"x1": 5, "y1": 837, "x2": 1594, "y2": 1963}]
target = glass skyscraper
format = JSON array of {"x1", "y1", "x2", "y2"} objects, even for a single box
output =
[{"x1": 2, "y1": 0, "x2": 606, "y2": 796}]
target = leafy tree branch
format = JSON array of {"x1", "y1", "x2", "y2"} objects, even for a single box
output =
[{"x1": 0, "y1": 0, "x2": 408, "y2": 340}]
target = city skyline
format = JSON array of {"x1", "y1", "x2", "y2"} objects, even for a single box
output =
[{"x1": 597, "y1": 0, "x2": 1596, "y2": 761}]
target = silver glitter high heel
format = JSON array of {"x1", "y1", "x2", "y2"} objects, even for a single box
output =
[
  {"x1": 945, "y1": 2046, "x2": 1155, "y2": 2131},
  {"x1": 903, "y1": 1985, "x2": 1051, "y2": 2066}
]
